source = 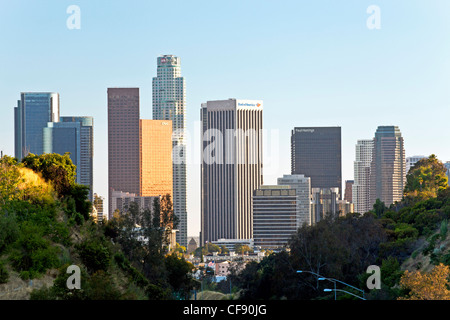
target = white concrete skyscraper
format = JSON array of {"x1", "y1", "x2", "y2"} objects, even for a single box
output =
[
  {"x1": 201, "y1": 99, "x2": 263, "y2": 245},
  {"x1": 152, "y1": 55, "x2": 187, "y2": 246},
  {"x1": 352, "y1": 139, "x2": 374, "y2": 214}
]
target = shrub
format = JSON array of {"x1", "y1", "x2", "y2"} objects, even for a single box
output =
[
  {"x1": 9, "y1": 222, "x2": 60, "y2": 279},
  {"x1": 0, "y1": 213, "x2": 19, "y2": 253},
  {"x1": 76, "y1": 238, "x2": 111, "y2": 273}
]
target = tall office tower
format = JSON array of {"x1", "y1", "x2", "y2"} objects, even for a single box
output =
[
  {"x1": 201, "y1": 99, "x2": 263, "y2": 245},
  {"x1": 43, "y1": 116, "x2": 94, "y2": 201},
  {"x1": 152, "y1": 55, "x2": 187, "y2": 246},
  {"x1": 311, "y1": 187, "x2": 340, "y2": 223},
  {"x1": 139, "y1": 119, "x2": 173, "y2": 198},
  {"x1": 352, "y1": 139, "x2": 374, "y2": 214},
  {"x1": 108, "y1": 88, "x2": 140, "y2": 218},
  {"x1": 253, "y1": 185, "x2": 299, "y2": 249},
  {"x1": 277, "y1": 174, "x2": 312, "y2": 226},
  {"x1": 406, "y1": 155, "x2": 426, "y2": 174},
  {"x1": 344, "y1": 180, "x2": 354, "y2": 203},
  {"x1": 291, "y1": 127, "x2": 342, "y2": 198},
  {"x1": 369, "y1": 126, "x2": 406, "y2": 208},
  {"x1": 15, "y1": 92, "x2": 60, "y2": 160}
]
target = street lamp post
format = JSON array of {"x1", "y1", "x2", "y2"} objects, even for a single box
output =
[
  {"x1": 324, "y1": 288, "x2": 366, "y2": 300},
  {"x1": 297, "y1": 270, "x2": 365, "y2": 300}
]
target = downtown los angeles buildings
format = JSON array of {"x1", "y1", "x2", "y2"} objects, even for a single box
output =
[
  {"x1": 200, "y1": 99, "x2": 263, "y2": 245},
  {"x1": 107, "y1": 87, "x2": 173, "y2": 220},
  {"x1": 14, "y1": 92, "x2": 94, "y2": 201},
  {"x1": 353, "y1": 126, "x2": 407, "y2": 214},
  {"x1": 152, "y1": 55, "x2": 188, "y2": 247}
]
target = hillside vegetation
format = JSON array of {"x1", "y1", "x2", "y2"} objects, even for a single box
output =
[
  {"x1": 0, "y1": 154, "x2": 198, "y2": 300},
  {"x1": 228, "y1": 154, "x2": 450, "y2": 300}
]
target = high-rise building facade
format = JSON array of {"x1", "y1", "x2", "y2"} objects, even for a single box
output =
[
  {"x1": 253, "y1": 185, "x2": 299, "y2": 249},
  {"x1": 291, "y1": 127, "x2": 342, "y2": 198},
  {"x1": 352, "y1": 139, "x2": 374, "y2": 214},
  {"x1": 369, "y1": 126, "x2": 406, "y2": 207},
  {"x1": 152, "y1": 55, "x2": 188, "y2": 246},
  {"x1": 15, "y1": 92, "x2": 60, "y2": 160},
  {"x1": 44, "y1": 116, "x2": 94, "y2": 201},
  {"x1": 107, "y1": 88, "x2": 140, "y2": 217},
  {"x1": 277, "y1": 174, "x2": 311, "y2": 226},
  {"x1": 201, "y1": 99, "x2": 263, "y2": 245},
  {"x1": 139, "y1": 119, "x2": 173, "y2": 198}
]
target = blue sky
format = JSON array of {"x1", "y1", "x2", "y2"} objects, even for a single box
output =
[{"x1": 1, "y1": 0, "x2": 450, "y2": 237}]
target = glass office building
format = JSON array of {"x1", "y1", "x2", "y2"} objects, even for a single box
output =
[
  {"x1": 291, "y1": 127, "x2": 342, "y2": 198},
  {"x1": 15, "y1": 92, "x2": 60, "y2": 160},
  {"x1": 43, "y1": 116, "x2": 94, "y2": 201}
]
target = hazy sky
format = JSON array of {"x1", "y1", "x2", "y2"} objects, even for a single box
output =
[{"x1": 1, "y1": 0, "x2": 450, "y2": 238}]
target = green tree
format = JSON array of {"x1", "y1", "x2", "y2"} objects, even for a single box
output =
[
  {"x1": 404, "y1": 154, "x2": 448, "y2": 202},
  {"x1": 21, "y1": 153, "x2": 76, "y2": 197}
]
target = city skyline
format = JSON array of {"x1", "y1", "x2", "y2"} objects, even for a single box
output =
[{"x1": 2, "y1": 1, "x2": 450, "y2": 238}]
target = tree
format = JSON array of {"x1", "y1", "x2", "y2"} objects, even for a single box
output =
[
  {"x1": 21, "y1": 153, "x2": 76, "y2": 197},
  {"x1": 399, "y1": 263, "x2": 450, "y2": 300},
  {"x1": 404, "y1": 154, "x2": 448, "y2": 202}
]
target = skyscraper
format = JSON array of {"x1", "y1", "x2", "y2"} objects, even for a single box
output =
[
  {"x1": 152, "y1": 55, "x2": 187, "y2": 246},
  {"x1": 369, "y1": 126, "x2": 406, "y2": 208},
  {"x1": 352, "y1": 139, "x2": 374, "y2": 214},
  {"x1": 44, "y1": 116, "x2": 94, "y2": 201},
  {"x1": 291, "y1": 127, "x2": 342, "y2": 198},
  {"x1": 15, "y1": 92, "x2": 60, "y2": 160},
  {"x1": 201, "y1": 99, "x2": 263, "y2": 245},
  {"x1": 139, "y1": 119, "x2": 173, "y2": 199},
  {"x1": 108, "y1": 88, "x2": 140, "y2": 217}
]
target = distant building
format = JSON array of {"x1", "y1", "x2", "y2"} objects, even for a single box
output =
[
  {"x1": 353, "y1": 139, "x2": 374, "y2": 214},
  {"x1": 93, "y1": 193, "x2": 105, "y2": 223},
  {"x1": 344, "y1": 180, "x2": 354, "y2": 203},
  {"x1": 139, "y1": 119, "x2": 173, "y2": 199},
  {"x1": 277, "y1": 174, "x2": 312, "y2": 226},
  {"x1": 201, "y1": 99, "x2": 263, "y2": 245},
  {"x1": 15, "y1": 92, "x2": 60, "y2": 160},
  {"x1": 187, "y1": 237, "x2": 198, "y2": 254},
  {"x1": 406, "y1": 155, "x2": 426, "y2": 174},
  {"x1": 311, "y1": 187, "x2": 340, "y2": 223},
  {"x1": 44, "y1": 116, "x2": 94, "y2": 201},
  {"x1": 211, "y1": 239, "x2": 254, "y2": 252},
  {"x1": 338, "y1": 199, "x2": 354, "y2": 216},
  {"x1": 110, "y1": 190, "x2": 158, "y2": 215},
  {"x1": 291, "y1": 127, "x2": 342, "y2": 198},
  {"x1": 108, "y1": 88, "x2": 140, "y2": 218},
  {"x1": 152, "y1": 54, "x2": 188, "y2": 247},
  {"x1": 369, "y1": 126, "x2": 406, "y2": 208},
  {"x1": 253, "y1": 185, "x2": 299, "y2": 249}
]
